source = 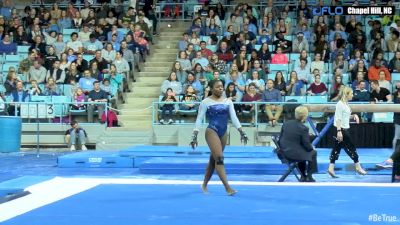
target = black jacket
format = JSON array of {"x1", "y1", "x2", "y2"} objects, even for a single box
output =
[
  {"x1": 394, "y1": 91, "x2": 400, "y2": 125},
  {"x1": 279, "y1": 120, "x2": 314, "y2": 161}
]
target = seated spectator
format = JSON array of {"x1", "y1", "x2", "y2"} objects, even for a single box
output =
[
  {"x1": 28, "y1": 80, "x2": 42, "y2": 96},
  {"x1": 178, "y1": 33, "x2": 189, "y2": 51},
  {"x1": 66, "y1": 48, "x2": 78, "y2": 63},
  {"x1": 183, "y1": 72, "x2": 203, "y2": 96},
  {"x1": 262, "y1": 79, "x2": 283, "y2": 126},
  {"x1": 388, "y1": 51, "x2": 400, "y2": 73},
  {"x1": 90, "y1": 50, "x2": 109, "y2": 73},
  {"x1": 233, "y1": 50, "x2": 248, "y2": 74},
  {"x1": 310, "y1": 53, "x2": 325, "y2": 74},
  {"x1": 209, "y1": 53, "x2": 228, "y2": 75},
  {"x1": 79, "y1": 24, "x2": 92, "y2": 43},
  {"x1": 330, "y1": 74, "x2": 344, "y2": 101},
  {"x1": 192, "y1": 51, "x2": 209, "y2": 69},
  {"x1": 72, "y1": 11, "x2": 83, "y2": 29},
  {"x1": 348, "y1": 49, "x2": 367, "y2": 71},
  {"x1": 225, "y1": 67, "x2": 246, "y2": 101},
  {"x1": 58, "y1": 10, "x2": 72, "y2": 31},
  {"x1": 65, "y1": 121, "x2": 87, "y2": 151},
  {"x1": 246, "y1": 70, "x2": 265, "y2": 93},
  {"x1": 84, "y1": 34, "x2": 104, "y2": 55},
  {"x1": 8, "y1": 81, "x2": 29, "y2": 115},
  {"x1": 43, "y1": 30, "x2": 57, "y2": 46},
  {"x1": 332, "y1": 52, "x2": 349, "y2": 74},
  {"x1": 172, "y1": 61, "x2": 187, "y2": 84},
  {"x1": 286, "y1": 71, "x2": 305, "y2": 96},
  {"x1": 292, "y1": 32, "x2": 309, "y2": 53},
  {"x1": 206, "y1": 70, "x2": 225, "y2": 87},
  {"x1": 314, "y1": 34, "x2": 330, "y2": 62},
  {"x1": 189, "y1": 32, "x2": 200, "y2": 46},
  {"x1": 13, "y1": 25, "x2": 29, "y2": 45},
  {"x1": 368, "y1": 59, "x2": 391, "y2": 81},
  {"x1": 4, "y1": 70, "x2": 18, "y2": 94},
  {"x1": 371, "y1": 51, "x2": 389, "y2": 68},
  {"x1": 44, "y1": 77, "x2": 61, "y2": 96},
  {"x1": 87, "y1": 81, "x2": 108, "y2": 123},
  {"x1": 28, "y1": 61, "x2": 47, "y2": 84},
  {"x1": 71, "y1": 88, "x2": 86, "y2": 110},
  {"x1": 370, "y1": 80, "x2": 392, "y2": 102},
  {"x1": 216, "y1": 41, "x2": 234, "y2": 63},
  {"x1": 185, "y1": 43, "x2": 196, "y2": 61},
  {"x1": 294, "y1": 58, "x2": 311, "y2": 84},
  {"x1": 102, "y1": 43, "x2": 116, "y2": 64},
  {"x1": 273, "y1": 32, "x2": 292, "y2": 53},
  {"x1": 353, "y1": 80, "x2": 370, "y2": 102},
  {"x1": 225, "y1": 82, "x2": 241, "y2": 112},
  {"x1": 271, "y1": 47, "x2": 289, "y2": 64},
  {"x1": 110, "y1": 34, "x2": 121, "y2": 52},
  {"x1": 258, "y1": 43, "x2": 272, "y2": 65},
  {"x1": 279, "y1": 106, "x2": 317, "y2": 182},
  {"x1": 177, "y1": 51, "x2": 192, "y2": 72},
  {"x1": 44, "y1": 47, "x2": 59, "y2": 71},
  {"x1": 257, "y1": 28, "x2": 272, "y2": 45},
  {"x1": 0, "y1": 33, "x2": 17, "y2": 54},
  {"x1": 73, "y1": 54, "x2": 89, "y2": 73},
  {"x1": 192, "y1": 63, "x2": 207, "y2": 86},
  {"x1": 46, "y1": 60, "x2": 66, "y2": 84},
  {"x1": 179, "y1": 85, "x2": 199, "y2": 110},
  {"x1": 307, "y1": 74, "x2": 328, "y2": 96},
  {"x1": 79, "y1": 70, "x2": 97, "y2": 93},
  {"x1": 65, "y1": 62, "x2": 82, "y2": 84},
  {"x1": 29, "y1": 35, "x2": 47, "y2": 57},
  {"x1": 66, "y1": 32, "x2": 83, "y2": 54},
  {"x1": 242, "y1": 82, "x2": 262, "y2": 122},
  {"x1": 159, "y1": 88, "x2": 177, "y2": 125},
  {"x1": 352, "y1": 71, "x2": 370, "y2": 91},
  {"x1": 107, "y1": 25, "x2": 124, "y2": 44},
  {"x1": 378, "y1": 70, "x2": 392, "y2": 92},
  {"x1": 274, "y1": 71, "x2": 287, "y2": 96},
  {"x1": 387, "y1": 30, "x2": 399, "y2": 53},
  {"x1": 161, "y1": 72, "x2": 182, "y2": 95},
  {"x1": 199, "y1": 41, "x2": 213, "y2": 60},
  {"x1": 368, "y1": 32, "x2": 387, "y2": 54}
]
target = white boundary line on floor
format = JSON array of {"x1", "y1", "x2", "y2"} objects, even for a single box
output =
[{"x1": 0, "y1": 177, "x2": 399, "y2": 222}]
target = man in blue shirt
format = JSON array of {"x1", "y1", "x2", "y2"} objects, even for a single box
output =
[{"x1": 262, "y1": 79, "x2": 283, "y2": 126}]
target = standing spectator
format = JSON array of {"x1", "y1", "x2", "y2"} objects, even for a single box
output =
[
  {"x1": 87, "y1": 81, "x2": 108, "y2": 123},
  {"x1": 65, "y1": 121, "x2": 88, "y2": 151}
]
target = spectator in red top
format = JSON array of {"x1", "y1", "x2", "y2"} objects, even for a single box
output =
[
  {"x1": 200, "y1": 41, "x2": 213, "y2": 60},
  {"x1": 271, "y1": 47, "x2": 289, "y2": 64},
  {"x1": 368, "y1": 59, "x2": 391, "y2": 81},
  {"x1": 216, "y1": 41, "x2": 234, "y2": 63}
]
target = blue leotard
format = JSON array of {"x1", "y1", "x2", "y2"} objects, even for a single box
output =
[{"x1": 194, "y1": 97, "x2": 242, "y2": 137}]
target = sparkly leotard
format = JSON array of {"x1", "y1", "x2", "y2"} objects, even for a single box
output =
[{"x1": 194, "y1": 98, "x2": 242, "y2": 137}]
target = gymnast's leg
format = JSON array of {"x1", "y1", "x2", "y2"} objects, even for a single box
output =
[
  {"x1": 202, "y1": 132, "x2": 227, "y2": 193},
  {"x1": 205, "y1": 128, "x2": 236, "y2": 195}
]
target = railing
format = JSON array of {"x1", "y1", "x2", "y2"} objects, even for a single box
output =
[
  {"x1": 1, "y1": 101, "x2": 108, "y2": 125},
  {"x1": 151, "y1": 100, "x2": 396, "y2": 127}
]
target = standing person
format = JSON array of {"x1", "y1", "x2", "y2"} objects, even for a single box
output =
[
  {"x1": 328, "y1": 87, "x2": 367, "y2": 178},
  {"x1": 279, "y1": 106, "x2": 318, "y2": 182},
  {"x1": 190, "y1": 80, "x2": 248, "y2": 196}
]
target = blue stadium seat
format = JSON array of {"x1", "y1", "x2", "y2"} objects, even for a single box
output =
[
  {"x1": 201, "y1": 36, "x2": 210, "y2": 42},
  {"x1": 206, "y1": 45, "x2": 217, "y2": 52},
  {"x1": 83, "y1": 54, "x2": 94, "y2": 62},
  {"x1": 269, "y1": 64, "x2": 289, "y2": 73},
  {"x1": 0, "y1": 84, "x2": 6, "y2": 93},
  {"x1": 17, "y1": 45, "x2": 30, "y2": 54},
  {"x1": 391, "y1": 73, "x2": 400, "y2": 83},
  {"x1": 30, "y1": 95, "x2": 51, "y2": 102},
  {"x1": 5, "y1": 55, "x2": 20, "y2": 63},
  {"x1": 372, "y1": 112, "x2": 394, "y2": 123},
  {"x1": 117, "y1": 28, "x2": 129, "y2": 35},
  {"x1": 306, "y1": 95, "x2": 328, "y2": 118},
  {"x1": 284, "y1": 96, "x2": 306, "y2": 103},
  {"x1": 254, "y1": 45, "x2": 261, "y2": 51},
  {"x1": 342, "y1": 73, "x2": 350, "y2": 84},
  {"x1": 2, "y1": 63, "x2": 19, "y2": 73},
  {"x1": 62, "y1": 84, "x2": 73, "y2": 97},
  {"x1": 63, "y1": 29, "x2": 79, "y2": 35}
]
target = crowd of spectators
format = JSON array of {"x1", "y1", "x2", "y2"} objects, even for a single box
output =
[
  {"x1": 0, "y1": 0, "x2": 158, "y2": 123},
  {"x1": 159, "y1": 0, "x2": 400, "y2": 125}
]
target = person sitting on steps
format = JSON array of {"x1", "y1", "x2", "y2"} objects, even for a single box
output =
[{"x1": 65, "y1": 120, "x2": 88, "y2": 151}]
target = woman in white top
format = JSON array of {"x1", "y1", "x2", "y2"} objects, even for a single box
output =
[
  {"x1": 190, "y1": 80, "x2": 248, "y2": 196},
  {"x1": 378, "y1": 70, "x2": 392, "y2": 92},
  {"x1": 328, "y1": 86, "x2": 367, "y2": 178},
  {"x1": 101, "y1": 43, "x2": 116, "y2": 64},
  {"x1": 160, "y1": 72, "x2": 183, "y2": 95}
]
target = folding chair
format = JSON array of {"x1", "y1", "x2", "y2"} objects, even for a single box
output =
[{"x1": 271, "y1": 135, "x2": 302, "y2": 182}]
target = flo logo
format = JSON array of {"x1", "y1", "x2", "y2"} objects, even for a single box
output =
[{"x1": 312, "y1": 6, "x2": 344, "y2": 16}]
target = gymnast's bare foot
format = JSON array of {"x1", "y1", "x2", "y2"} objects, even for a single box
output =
[
  {"x1": 201, "y1": 183, "x2": 209, "y2": 194},
  {"x1": 226, "y1": 188, "x2": 237, "y2": 196}
]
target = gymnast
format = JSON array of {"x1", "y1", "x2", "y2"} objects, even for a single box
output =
[{"x1": 190, "y1": 79, "x2": 248, "y2": 196}]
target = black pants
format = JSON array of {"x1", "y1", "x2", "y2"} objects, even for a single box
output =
[
  {"x1": 330, "y1": 129, "x2": 359, "y2": 163},
  {"x1": 296, "y1": 150, "x2": 318, "y2": 176}
]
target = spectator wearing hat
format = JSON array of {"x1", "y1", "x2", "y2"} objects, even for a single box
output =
[
  {"x1": 292, "y1": 32, "x2": 309, "y2": 53},
  {"x1": 273, "y1": 32, "x2": 292, "y2": 53}
]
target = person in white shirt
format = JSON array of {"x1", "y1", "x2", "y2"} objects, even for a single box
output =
[
  {"x1": 114, "y1": 51, "x2": 130, "y2": 77},
  {"x1": 292, "y1": 32, "x2": 309, "y2": 53},
  {"x1": 101, "y1": 43, "x2": 116, "y2": 64},
  {"x1": 294, "y1": 58, "x2": 311, "y2": 84},
  {"x1": 28, "y1": 61, "x2": 47, "y2": 84},
  {"x1": 328, "y1": 86, "x2": 367, "y2": 178},
  {"x1": 66, "y1": 32, "x2": 83, "y2": 53},
  {"x1": 78, "y1": 24, "x2": 92, "y2": 43}
]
